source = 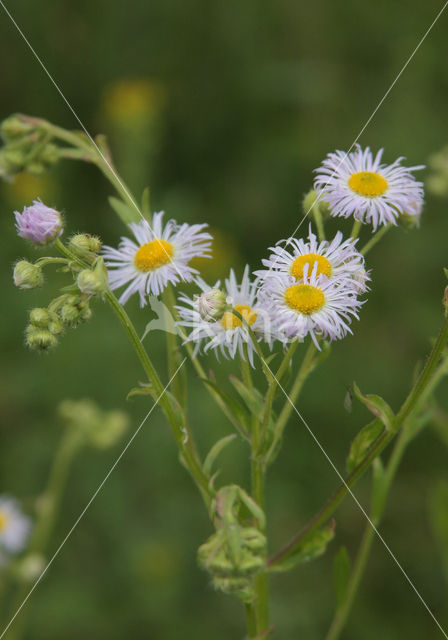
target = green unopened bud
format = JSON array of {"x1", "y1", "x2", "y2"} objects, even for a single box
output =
[
  {"x1": 77, "y1": 261, "x2": 107, "y2": 296},
  {"x1": 29, "y1": 307, "x2": 51, "y2": 328},
  {"x1": 69, "y1": 233, "x2": 102, "y2": 256},
  {"x1": 47, "y1": 313, "x2": 64, "y2": 336},
  {"x1": 196, "y1": 289, "x2": 228, "y2": 322},
  {"x1": 302, "y1": 188, "x2": 330, "y2": 219},
  {"x1": 13, "y1": 261, "x2": 44, "y2": 289},
  {"x1": 79, "y1": 305, "x2": 92, "y2": 322},
  {"x1": 60, "y1": 304, "x2": 80, "y2": 326},
  {"x1": 58, "y1": 399, "x2": 129, "y2": 449},
  {"x1": 25, "y1": 325, "x2": 58, "y2": 352},
  {"x1": 1, "y1": 115, "x2": 35, "y2": 142},
  {"x1": 399, "y1": 202, "x2": 422, "y2": 230}
]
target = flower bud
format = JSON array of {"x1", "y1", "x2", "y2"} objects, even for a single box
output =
[
  {"x1": 14, "y1": 200, "x2": 63, "y2": 245},
  {"x1": 76, "y1": 260, "x2": 108, "y2": 296},
  {"x1": 1, "y1": 115, "x2": 35, "y2": 142},
  {"x1": 13, "y1": 260, "x2": 44, "y2": 289},
  {"x1": 29, "y1": 307, "x2": 51, "y2": 328},
  {"x1": 59, "y1": 304, "x2": 81, "y2": 326},
  {"x1": 47, "y1": 313, "x2": 64, "y2": 336},
  {"x1": 302, "y1": 188, "x2": 330, "y2": 219},
  {"x1": 399, "y1": 200, "x2": 423, "y2": 229},
  {"x1": 69, "y1": 233, "x2": 102, "y2": 256},
  {"x1": 195, "y1": 289, "x2": 228, "y2": 322},
  {"x1": 25, "y1": 325, "x2": 58, "y2": 352}
]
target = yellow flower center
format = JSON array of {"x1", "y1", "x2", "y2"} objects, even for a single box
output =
[
  {"x1": 0, "y1": 511, "x2": 8, "y2": 532},
  {"x1": 221, "y1": 304, "x2": 258, "y2": 330},
  {"x1": 348, "y1": 171, "x2": 388, "y2": 197},
  {"x1": 290, "y1": 253, "x2": 332, "y2": 281},
  {"x1": 284, "y1": 284, "x2": 325, "y2": 315},
  {"x1": 134, "y1": 239, "x2": 174, "y2": 272}
]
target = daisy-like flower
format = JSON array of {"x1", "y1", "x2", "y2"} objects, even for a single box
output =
[
  {"x1": 257, "y1": 264, "x2": 364, "y2": 347},
  {"x1": 314, "y1": 145, "x2": 424, "y2": 231},
  {"x1": 0, "y1": 496, "x2": 31, "y2": 554},
  {"x1": 255, "y1": 227, "x2": 369, "y2": 294},
  {"x1": 102, "y1": 212, "x2": 212, "y2": 305},
  {"x1": 176, "y1": 266, "x2": 273, "y2": 365}
]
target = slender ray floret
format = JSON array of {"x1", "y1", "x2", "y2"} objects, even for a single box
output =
[
  {"x1": 313, "y1": 145, "x2": 424, "y2": 231},
  {"x1": 102, "y1": 212, "x2": 212, "y2": 305}
]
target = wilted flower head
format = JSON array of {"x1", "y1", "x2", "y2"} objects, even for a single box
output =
[
  {"x1": 0, "y1": 496, "x2": 31, "y2": 554},
  {"x1": 15, "y1": 199, "x2": 63, "y2": 245}
]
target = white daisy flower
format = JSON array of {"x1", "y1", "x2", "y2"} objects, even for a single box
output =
[
  {"x1": 257, "y1": 265, "x2": 364, "y2": 347},
  {"x1": 314, "y1": 145, "x2": 424, "y2": 231},
  {"x1": 102, "y1": 212, "x2": 212, "y2": 306},
  {"x1": 0, "y1": 496, "x2": 31, "y2": 554},
  {"x1": 176, "y1": 266, "x2": 274, "y2": 365},
  {"x1": 255, "y1": 227, "x2": 369, "y2": 294}
]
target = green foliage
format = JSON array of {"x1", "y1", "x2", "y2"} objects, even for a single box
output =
[
  {"x1": 347, "y1": 419, "x2": 384, "y2": 474},
  {"x1": 270, "y1": 521, "x2": 335, "y2": 572},
  {"x1": 352, "y1": 382, "x2": 394, "y2": 431}
]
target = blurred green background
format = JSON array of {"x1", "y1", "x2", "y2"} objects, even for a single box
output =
[{"x1": 1, "y1": 0, "x2": 448, "y2": 638}]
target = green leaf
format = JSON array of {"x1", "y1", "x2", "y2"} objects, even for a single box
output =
[
  {"x1": 203, "y1": 434, "x2": 237, "y2": 476},
  {"x1": 126, "y1": 383, "x2": 154, "y2": 401},
  {"x1": 108, "y1": 195, "x2": 140, "y2": 225},
  {"x1": 333, "y1": 546, "x2": 351, "y2": 607},
  {"x1": 352, "y1": 382, "x2": 394, "y2": 431},
  {"x1": 347, "y1": 419, "x2": 384, "y2": 474},
  {"x1": 270, "y1": 521, "x2": 335, "y2": 572},
  {"x1": 200, "y1": 378, "x2": 250, "y2": 438},
  {"x1": 229, "y1": 375, "x2": 265, "y2": 418}
]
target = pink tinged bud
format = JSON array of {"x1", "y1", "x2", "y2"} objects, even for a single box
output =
[
  {"x1": 14, "y1": 200, "x2": 63, "y2": 245},
  {"x1": 195, "y1": 288, "x2": 228, "y2": 322}
]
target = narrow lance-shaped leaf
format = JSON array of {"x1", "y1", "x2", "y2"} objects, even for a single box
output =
[
  {"x1": 203, "y1": 434, "x2": 237, "y2": 476},
  {"x1": 333, "y1": 546, "x2": 351, "y2": 608},
  {"x1": 108, "y1": 195, "x2": 140, "y2": 225},
  {"x1": 200, "y1": 378, "x2": 251, "y2": 438},
  {"x1": 347, "y1": 419, "x2": 384, "y2": 474},
  {"x1": 352, "y1": 382, "x2": 394, "y2": 431},
  {"x1": 269, "y1": 520, "x2": 335, "y2": 572}
]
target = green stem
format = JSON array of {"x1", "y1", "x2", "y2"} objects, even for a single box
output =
[
  {"x1": 163, "y1": 285, "x2": 185, "y2": 404},
  {"x1": 264, "y1": 341, "x2": 317, "y2": 465},
  {"x1": 350, "y1": 220, "x2": 362, "y2": 239},
  {"x1": 268, "y1": 312, "x2": 448, "y2": 568},
  {"x1": 54, "y1": 240, "x2": 211, "y2": 505},
  {"x1": 312, "y1": 203, "x2": 326, "y2": 241},
  {"x1": 245, "y1": 603, "x2": 258, "y2": 638},
  {"x1": 325, "y1": 357, "x2": 448, "y2": 640},
  {"x1": 360, "y1": 225, "x2": 391, "y2": 255}
]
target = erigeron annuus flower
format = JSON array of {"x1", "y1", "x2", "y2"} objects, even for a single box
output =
[
  {"x1": 102, "y1": 212, "x2": 212, "y2": 305},
  {"x1": 314, "y1": 145, "x2": 424, "y2": 231},
  {"x1": 176, "y1": 266, "x2": 273, "y2": 365},
  {"x1": 257, "y1": 265, "x2": 364, "y2": 347},
  {"x1": 0, "y1": 496, "x2": 31, "y2": 554},
  {"x1": 255, "y1": 227, "x2": 369, "y2": 294}
]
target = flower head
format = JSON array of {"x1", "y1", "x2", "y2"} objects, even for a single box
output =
[
  {"x1": 314, "y1": 145, "x2": 424, "y2": 231},
  {"x1": 0, "y1": 496, "x2": 31, "y2": 554},
  {"x1": 14, "y1": 199, "x2": 63, "y2": 245},
  {"x1": 257, "y1": 265, "x2": 364, "y2": 347},
  {"x1": 255, "y1": 227, "x2": 369, "y2": 294},
  {"x1": 176, "y1": 266, "x2": 273, "y2": 365},
  {"x1": 102, "y1": 212, "x2": 212, "y2": 306}
]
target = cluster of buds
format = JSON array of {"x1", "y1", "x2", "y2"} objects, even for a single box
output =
[
  {"x1": 58, "y1": 399, "x2": 129, "y2": 449},
  {"x1": 198, "y1": 486, "x2": 267, "y2": 603},
  {"x1": 0, "y1": 115, "x2": 61, "y2": 180},
  {"x1": 25, "y1": 307, "x2": 64, "y2": 352}
]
